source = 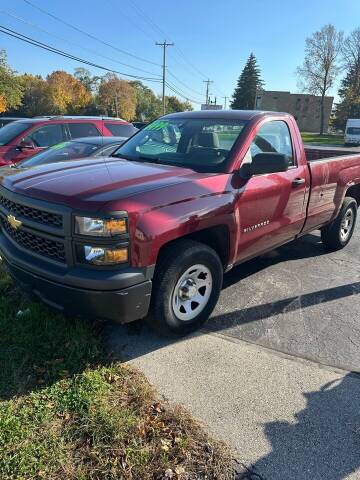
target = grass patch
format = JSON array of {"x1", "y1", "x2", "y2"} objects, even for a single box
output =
[
  {"x1": 301, "y1": 132, "x2": 344, "y2": 146},
  {"x1": 0, "y1": 264, "x2": 234, "y2": 479}
]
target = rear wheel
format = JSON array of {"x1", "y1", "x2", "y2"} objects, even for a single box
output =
[
  {"x1": 147, "y1": 240, "x2": 223, "y2": 336},
  {"x1": 321, "y1": 197, "x2": 357, "y2": 251}
]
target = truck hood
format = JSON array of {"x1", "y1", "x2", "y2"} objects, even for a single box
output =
[{"x1": 0, "y1": 157, "x2": 198, "y2": 211}]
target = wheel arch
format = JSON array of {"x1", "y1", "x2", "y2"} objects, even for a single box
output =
[
  {"x1": 345, "y1": 184, "x2": 360, "y2": 206},
  {"x1": 156, "y1": 224, "x2": 231, "y2": 270}
]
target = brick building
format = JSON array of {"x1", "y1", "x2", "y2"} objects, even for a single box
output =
[{"x1": 254, "y1": 90, "x2": 334, "y2": 133}]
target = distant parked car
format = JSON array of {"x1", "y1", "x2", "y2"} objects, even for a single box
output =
[
  {"x1": 15, "y1": 136, "x2": 128, "y2": 169},
  {"x1": 0, "y1": 117, "x2": 27, "y2": 128},
  {"x1": 0, "y1": 116, "x2": 138, "y2": 166},
  {"x1": 344, "y1": 118, "x2": 360, "y2": 146}
]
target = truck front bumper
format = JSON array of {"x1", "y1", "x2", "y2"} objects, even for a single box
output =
[{"x1": 0, "y1": 233, "x2": 153, "y2": 324}]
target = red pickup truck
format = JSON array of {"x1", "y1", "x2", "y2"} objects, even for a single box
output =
[{"x1": 0, "y1": 110, "x2": 359, "y2": 335}]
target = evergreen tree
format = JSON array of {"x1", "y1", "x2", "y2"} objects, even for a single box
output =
[
  {"x1": 333, "y1": 65, "x2": 360, "y2": 130},
  {"x1": 230, "y1": 53, "x2": 264, "y2": 110}
]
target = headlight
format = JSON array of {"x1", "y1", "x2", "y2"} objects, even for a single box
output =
[
  {"x1": 84, "y1": 246, "x2": 128, "y2": 265},
  {"x1": 75, "y1": 216, "x2": 127, "y2": 236}
]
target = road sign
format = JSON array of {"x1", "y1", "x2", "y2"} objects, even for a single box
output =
[{"x1": 201, "y1": 104, "x2": 223, "y2": 110}]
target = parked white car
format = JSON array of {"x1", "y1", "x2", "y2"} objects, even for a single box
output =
[{"x1": 345, "y1": 119, "x2": 360, "y2": 145}]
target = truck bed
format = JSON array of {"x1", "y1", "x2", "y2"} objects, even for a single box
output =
[
  {"x1": 303, "y1": 147, "x2": 360, "y2": 233},
  {"x1": 305, "y1": 145, "x2": 360, "y2": 161}
]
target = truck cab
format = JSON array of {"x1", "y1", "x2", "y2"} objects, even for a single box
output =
[{"x1": 0, "y1": 110, "x2": 360, "y2": 336}]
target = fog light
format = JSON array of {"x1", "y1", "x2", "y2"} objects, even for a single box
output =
[{"x1": 84, "y1": 246, "x2": 128, "y2": 265}]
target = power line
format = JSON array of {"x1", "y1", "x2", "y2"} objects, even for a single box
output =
[
  {"x1": 165, "y1": 81, "x2": 202, "y2": 105},
  {"x1": 22, "y1": 0, "x2": 161, "y2": 67},
  {"x1": 127, "y1": 0, "x2": 218, "y2": 86},
  {"x1": 0, "y1": 10, "x2": 161, "y2": 77},
  {"x1": 156, "y1": 41, "x2": 174, "y2": 114},
  {"x1": 106, "y1": 0, "x2": 158, "y2": 43},
  {"x1": 167, "y1": 70, "x2": 204, "y2": 97},
  {"x1": 0, "y1": 25, "x2": 162, "y2": 82}
]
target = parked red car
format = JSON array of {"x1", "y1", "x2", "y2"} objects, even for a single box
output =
[
  {"x1": 1, "y1": 110, "x2": 360, "y2": 336},
  {"x1": 0, "y1": 116, "x2": 137, "y2": 165}
]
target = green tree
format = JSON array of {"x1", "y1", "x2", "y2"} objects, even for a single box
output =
[
  {"x1": 333, "y1": 66, "x2": 360, "y2": 129},
  {"x1": 230, "y1": 53, "x2": 264, "y2": 110},
  {"x1": 74, "y1": 68, "x2": 100, "y2": 93},
  {"x1": 0, "y1": 50, "x2": 23, "y2": 113},
  {"x1": 14, "y1": 74, "x2": 50, "y2": 117},
  {"x1": 129, "y1": 81, "x2": 162, "y2": 121},
  {"x1": 165, "y1": 95, "x2": 193, "y2": 114}
]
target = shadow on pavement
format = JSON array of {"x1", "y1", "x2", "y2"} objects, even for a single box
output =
[
  {"x1": 107, "y1": 233, "x2": 360, "y2": 363},
  {"x1": 223, "y1": 233, "x2": 327, "y2": 290},
  {"x1": 237, "y1": 373, "x2": 360, "y2": 480},
  {"x1": 107, "y1": 276, "x2": 360, "y2": 363},
  {"x1": 206, "y1": 280, "x2": 360, "y2": 331}
]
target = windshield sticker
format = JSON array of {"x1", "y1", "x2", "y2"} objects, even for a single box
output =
[
  {"x1": 144, "y1": 120, "x2": 168, "y2": 131},
  {"x1": 51, "y1": 142, "x2": 67, "y2": 150}
]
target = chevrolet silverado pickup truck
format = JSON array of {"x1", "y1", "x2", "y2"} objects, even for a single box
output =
[{"x1": 0, "y1": 110, "x2": 359, "y2": 336}]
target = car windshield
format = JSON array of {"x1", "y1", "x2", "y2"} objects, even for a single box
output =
[
  {"x1": 113, "y1": 118, "x2": 248, "y2": 172},
  {"x1": 0, "y1": 121, "x2": 32, "y2": 146},
  {"x1": 347, "y1": 127, "x2": 360, "y2": 135},
  {"x1": 18, "y1": 140, "x2": 101, "y2": 168}
]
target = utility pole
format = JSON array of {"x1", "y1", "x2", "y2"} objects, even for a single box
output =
[
  {"x1": 114, "y1": 95, "x2": 119, "y2": 117},
  {"x1": 156, "y1": 41, "x2": 174, "y2": 115},
  {"x1": 223, "y1": 96, "x2": 228, "y2": 109},
  {"x1": 203, "y1": 79, "x2": 213, "y2": 105}
]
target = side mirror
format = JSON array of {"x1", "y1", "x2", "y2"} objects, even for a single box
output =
[
  {"x1": 16, "y1": 139, "x2": 36, "y2": 151},
  {"x1": 249, "y1": 152, "x2": 289, "y2": 176}
]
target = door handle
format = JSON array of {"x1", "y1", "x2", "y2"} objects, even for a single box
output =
[{"x1": 292, "y1": 178, "x2": 305, "y2": 187}]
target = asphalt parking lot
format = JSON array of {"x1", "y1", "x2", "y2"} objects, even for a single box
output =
[
  {"x1": 206, "y1": 225, "x2": 360, "y2": 372},
  {"x1": 108, "y1": 224, "x2": 360, "y2": 479}
]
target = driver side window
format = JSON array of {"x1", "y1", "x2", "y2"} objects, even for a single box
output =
[
  {"x1": 24, "y1": 124, "x2": 64, "y2": 148},
  {"x1": 249, "y1": 120, "x2": 295, "y2": 166}
]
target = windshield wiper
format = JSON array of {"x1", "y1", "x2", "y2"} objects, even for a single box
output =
[
  {"x1": 111, "y1": 153, "x2": 161, "y2": 164},
  {"x1": 110, "y1": 153, "x2": 135, "y2": 160},
  {"x1": 136, "y1": 155, "x2": 160, "y2": 163}
]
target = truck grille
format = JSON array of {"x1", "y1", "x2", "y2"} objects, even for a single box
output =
[
  {"x1": 1, "y1": 217, "x2": 66, "y2": 263},
  {"x1": 0, "y1": 194, "x2": 63, "y2": 228}
]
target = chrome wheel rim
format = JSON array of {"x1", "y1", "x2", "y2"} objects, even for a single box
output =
[
  {"x1": 172, "y1": 264, "x2": 213, "y2": 321},
  {"x1": 340, "y1": 208, "x2": 354, "y2": 242}
]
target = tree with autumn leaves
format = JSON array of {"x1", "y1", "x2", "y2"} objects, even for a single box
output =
[{"x1": 0, "y1": 51, "x2": 193, "y2": 121}]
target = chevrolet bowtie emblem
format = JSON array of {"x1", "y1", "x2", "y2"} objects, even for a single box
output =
[{"x1": 7, "y1": 214, "x2": 22, "y2": 230}]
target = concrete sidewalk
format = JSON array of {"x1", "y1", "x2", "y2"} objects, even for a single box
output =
[
  {"x1": 108, "y1": 323, "x2": 360, "y2": 480},
  {"x1": 107, "y1": 323, "x2": 360, "y2": 480}
]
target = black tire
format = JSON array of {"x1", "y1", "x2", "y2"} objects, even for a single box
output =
[
  {"x1": 146, "y1": 239, "x2": 223, "y2": 336},
  {"x1": 321, "y1": 196, "x2": 357, "y2": 251}
]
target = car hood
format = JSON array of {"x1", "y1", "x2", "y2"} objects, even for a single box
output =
[{"x1": 0, "y1": 157, "x2": 198, "y2": 211}]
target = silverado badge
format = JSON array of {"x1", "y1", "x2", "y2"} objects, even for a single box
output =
[{"x1": 7, "y1": 215, "x2": 22, "y2": 230}]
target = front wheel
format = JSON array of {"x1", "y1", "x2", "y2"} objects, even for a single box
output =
[
  {"x1": 321, "y1": 197, "x2": 357, "y2": 251},
  {"x1": 147, "y1": 240, "x2": 223, "y2": 336}
]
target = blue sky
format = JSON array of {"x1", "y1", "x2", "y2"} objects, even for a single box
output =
[{"x1": 1, "y1": 0, "x2": 360, "y2": 107}]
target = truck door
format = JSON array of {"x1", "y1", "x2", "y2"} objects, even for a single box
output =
[{"x1": 235, "y1": 119, "x2": 309, "y2": 263}]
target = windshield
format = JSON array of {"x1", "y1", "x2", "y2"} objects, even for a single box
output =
[
  {"x1": 113, "y1": 118, "x2": 248, "y2": 172},
  {"x1": 0, "y1": 121, "x2": 31, "y2": 146},
  {"x1": 347, "y1": 127, "x2": 360, "y2": 135},
  {"x1": 18, "y1": 140, "x2": 101, "y2": 168}
]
